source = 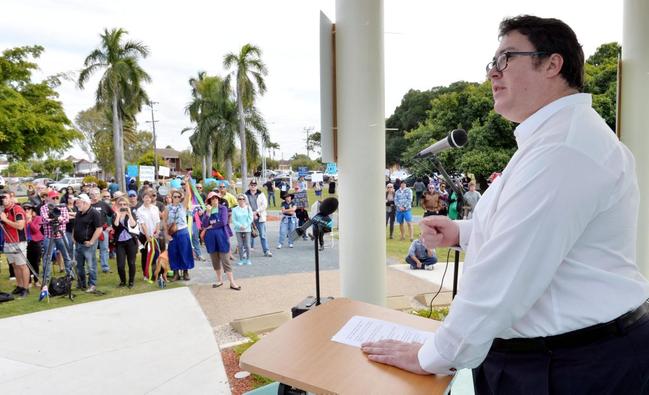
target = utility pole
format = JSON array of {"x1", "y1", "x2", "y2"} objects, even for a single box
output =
[
  {"x1": 146, "y1": 101, "x2": 159, "y2": 182},
  {"x1": 305, "y1": 126, "x2": 311, "y2": 158}
]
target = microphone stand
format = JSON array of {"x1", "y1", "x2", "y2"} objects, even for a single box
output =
[
  {"x1": 313, "y1": 222, "x2": 322, "y2": 306},
  {"x1": 429, "y1": 155, "x2": 464, "y2": 299}
]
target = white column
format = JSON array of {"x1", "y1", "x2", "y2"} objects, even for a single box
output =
[
  {"x1": 620, "y1": 0, "x2": 649, "y2": 278},
  {"x1": 336, "y1": 0, "x2": 386, "y2": 305}
]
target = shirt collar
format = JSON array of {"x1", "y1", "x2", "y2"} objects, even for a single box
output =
[{"x1": 513, "y1": 93, "x2": 591, "y2": 147}]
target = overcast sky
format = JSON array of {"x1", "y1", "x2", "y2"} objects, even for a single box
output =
[{"x1": 1, "y1": 0, "x2": 622, "y2": 163}]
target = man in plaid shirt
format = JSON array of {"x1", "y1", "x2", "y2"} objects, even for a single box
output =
[
  {"x1": 394, "y1": 182, "x2": 414, "y2": 241},
  {"x1": 40, "y1": 189, "x2": 73, "y2": 285}
]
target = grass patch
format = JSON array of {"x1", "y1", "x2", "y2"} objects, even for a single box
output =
[
  {"x1": 233, "y1": 333, "x2": 274, "y2": 388},
  {"x1": 411, "y1": 306, "x2": 450, "y2": 321},
  {"x1": 0, "y1": 255, "x2": 182, "y2": 319}
]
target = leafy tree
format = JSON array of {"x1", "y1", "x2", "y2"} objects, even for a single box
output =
[
  {"x1": 74, "y1": 106, "x2": 115, "y2": 173},
  {"x1": 583, "y1": 42, "x2": 619, "y2": 130},
  {"x1": 402, "y1": 82, "x2": 515, "y2": 187},
  {"x1": 0, "y1": 46, "x2": 80, "y2": 159},
  {"x1": 78, "y1": 28, "x2": 151, "y2": 191},
  {"x1": 4, "y1": 161, "x2": 32, "y2": 177},
  {"x1": 386, "y1": 83, "x2": 475, "y2": 166},
  {"x1": 137, "y1": 150, "x2": 165, "y2": 167},
  {"x1": 125, "y1": 130, "x2": 153, "y2": 163},
  {"x1": 290, "y1": 154, "x2": 321, "y2": 171},
  {"x1": 306, "y1": 130, "x2": 321, "y2": 156},
  {"x1": 224, "y1": 43, "x2": 268, "y2": 188}
]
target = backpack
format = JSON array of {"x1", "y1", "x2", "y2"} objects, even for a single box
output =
[
  {"x1": 49, "y1": 275, "x2": 73, "y2": 298},
  {"x1": 0, "y1": 292, "x2": 14, "y2": 303}
]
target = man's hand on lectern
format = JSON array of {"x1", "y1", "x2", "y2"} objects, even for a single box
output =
[
  {"x1": 361, "y1": 340, "x2": 429, "y2": 375},
  {"x1": 419, "y1": 216, "x2": 459, "y2": 249}
]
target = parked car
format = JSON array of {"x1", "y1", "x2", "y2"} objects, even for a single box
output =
[
  {"x1": 32, "y1": 177, "x2": 54, "y2": 186},
  {"x1": 49, "y1": 177, "x2": 84, "y2": 192}
]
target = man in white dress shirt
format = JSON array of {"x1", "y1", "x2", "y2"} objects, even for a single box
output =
[{"x1": 362, "y1": 15, "x2": 649, "y2": 394}]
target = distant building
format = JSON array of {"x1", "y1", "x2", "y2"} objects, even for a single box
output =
[{"x1": 155, "y1": 148, "x2": 181, "y2": 176}]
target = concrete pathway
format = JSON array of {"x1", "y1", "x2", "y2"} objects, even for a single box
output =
[{"x1": 0, "y1": 287, "x2": 230, "y2": 395}]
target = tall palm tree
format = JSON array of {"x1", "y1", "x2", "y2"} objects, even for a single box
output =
[
  {"x1": 78, "y1": 28, "x2": 150, "y2": 191},
  {"x1": 184, "y1": 73, "x2": 239, "y2": 181},
  {"x1": 223, "y1": 43, "x2": 268, "y2": 188}
]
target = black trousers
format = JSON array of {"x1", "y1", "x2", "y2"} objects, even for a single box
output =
[
  {"x1": 116, "y1": 238, "x2": 138, "y2": 285},
  {"x1": 26, "y1": 240, "x2": 42, "y2": 279},
  {"x1": 472, "y1": 315, "x2": 649, "y2": 395}
]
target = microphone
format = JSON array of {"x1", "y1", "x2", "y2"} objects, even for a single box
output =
[
  {"x1": 290, "y1": 197, "x2": 338, "y2": 242},
  {"x1": 414, "y1": 129, "x2": 468, "y2": 158}
]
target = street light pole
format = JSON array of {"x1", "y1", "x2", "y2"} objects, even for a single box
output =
[{"x1": 147, "y1": 101, "x2": 159, "y2": 182}]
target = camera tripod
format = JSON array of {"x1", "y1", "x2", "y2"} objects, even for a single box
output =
[{"x1": 42, "y1": 221, "x2": 80, "y2": 300}]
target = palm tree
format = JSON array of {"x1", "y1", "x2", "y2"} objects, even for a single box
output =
[
  {"x1": 184, "y1": 72, "x2": 237, "y2": 181},
  {"x1": 223, "y1": 43, "x2": 268, "y2": 188},
  {"x1": 78, "y1": 28, "x2": 151, "y2": 191}
]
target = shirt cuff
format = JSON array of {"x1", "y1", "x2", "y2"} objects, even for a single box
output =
[
  {"x1": 417, "y1": 333, "x2": 456, "y2": 375},
  {"x1": 455, "y1": 219, "x2": 473, "y2": 250}
]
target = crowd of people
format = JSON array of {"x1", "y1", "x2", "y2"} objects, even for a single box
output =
[
  {"x1": 2, "y1": 175, "x2": 334, "y2": 299},
  {"x1": 385, "y1": 175, "x2": 482, "y2": 270}
]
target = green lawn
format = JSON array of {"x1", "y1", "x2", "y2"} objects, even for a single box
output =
[{"x1": 0, "y1": 256, "x2": 182, "y2": 319}]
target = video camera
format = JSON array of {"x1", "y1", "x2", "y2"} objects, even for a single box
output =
[{"x1": 47, "y1": 203, "x2": 66, "y2": 225}]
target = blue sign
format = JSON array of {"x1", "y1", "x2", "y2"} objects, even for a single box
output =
[
  {"x1": 298, "y1": 166, "x2": 309, "y2": 177},
  {"x1": 325, "y1": 163, "x2": 337, "y2": 174},
  {"x1": 127, "y1": 165, "x2": 139, "y2": 177}
]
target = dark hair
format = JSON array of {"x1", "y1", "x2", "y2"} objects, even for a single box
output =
[{"x1": 499, "y1": 15, "x2": 584, "y2": 91}]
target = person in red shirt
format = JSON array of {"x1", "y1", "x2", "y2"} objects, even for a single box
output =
[{"x1": 1, "y1": 192, "x2": 28, "y2": 298}]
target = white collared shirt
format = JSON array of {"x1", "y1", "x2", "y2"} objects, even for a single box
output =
[{"x1": 418, "y1": 93, "x2": 649, "y2": 374}]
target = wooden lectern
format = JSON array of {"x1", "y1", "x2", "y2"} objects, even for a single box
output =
[{"x1": 240, "y1": 298, "x2": 453, "y2": 394}]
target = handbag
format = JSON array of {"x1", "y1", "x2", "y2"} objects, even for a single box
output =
[
  {"x1": 249, "y1": 207, "x2": 259, "y2": 238},
  {"x1": 167, "y1": 208, "x2": 178, "y2": 237}
]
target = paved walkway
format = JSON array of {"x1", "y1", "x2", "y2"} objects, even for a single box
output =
[{"x1": 0, "y1": 287, "x2": 230, "y2": 394}]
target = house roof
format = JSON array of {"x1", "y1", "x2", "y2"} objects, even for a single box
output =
[{"x1": 155, "y1": 148, "x2": 180, "y2": 158}]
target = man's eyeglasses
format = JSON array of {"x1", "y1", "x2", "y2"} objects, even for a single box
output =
[
  {"x1": 196, "y1": 186, "x2": 203, "y2": 190},
  {"x1": 486, "y1": 51, "x2": 548, "y2": 73},
  {"x1": 52, "y1": 197, "x2": 60, "y2": 200},
  {"x1": 173, "y1": 195, "x2": 182, "y2": 199}
]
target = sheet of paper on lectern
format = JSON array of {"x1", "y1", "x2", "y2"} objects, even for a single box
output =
[{"x1": 331, "y1": 315, "x2": 434, "y2": 348}]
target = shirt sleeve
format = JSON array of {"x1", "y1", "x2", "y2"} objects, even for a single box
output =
[{"x1": 418, "y1": 145, "x2": 611, "y2": 373}]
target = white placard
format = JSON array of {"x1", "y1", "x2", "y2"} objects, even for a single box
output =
[
  {"x1": 312, "y1": 172, "x2": 324, "y2": 183},
  {"x1": 139, "y1": 165, "x2": 155, "y2": 182},
  {"x1": 158, "y1": 166, "x2": 170, "y2": 177},
  {"x1": 331, "y1": 316, "x2": 434, "y2": 348}
]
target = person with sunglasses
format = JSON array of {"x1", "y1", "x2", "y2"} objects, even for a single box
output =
[
  {"x1": 112, "y1": 196, "x2": 139, "y2": 288},
  {"x1": 162, "y1": 176, "x2": 194, "y2": 281}
]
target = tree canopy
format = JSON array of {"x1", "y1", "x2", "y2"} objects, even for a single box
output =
[
  {"x1": 0, "y1": 46, "x2": 80, "y2": 160},
  {"x1": 386, "y1": 42, "x2": 619, "y2": 187}
]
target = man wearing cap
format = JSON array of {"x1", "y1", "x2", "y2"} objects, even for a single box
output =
[
  {"x1": 245, "y1": 180, "x2": 272, "y2": 257},
  {"x1": 277, "y1": 193, "x2": 297, "y2": 249},
  {"x1": 90, "y1": 187, "x2": 114, "y2": 273},
  {"x1": 127, "y1": 189, "x2": 139, "y2": 208},
  {"x1": 39, "y1": 189, "x2": 73, "y2": 286},
  {"x1": 73, "y1": 193, "x2": 103, "y2": 292}
]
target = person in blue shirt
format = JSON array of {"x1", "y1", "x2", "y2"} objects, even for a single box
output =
[{"x1": 405, "y1": 235, "x2": 437, "y2": 270}]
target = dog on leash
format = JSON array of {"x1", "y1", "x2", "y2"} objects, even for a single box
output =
[{"x1": 154, "y1": 250, "x2": 171, "y2": 288}]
